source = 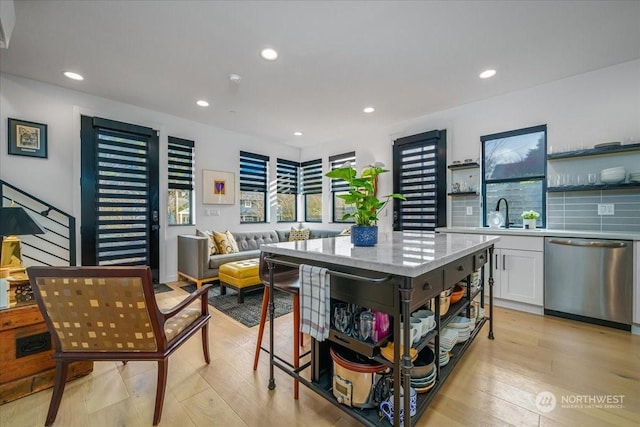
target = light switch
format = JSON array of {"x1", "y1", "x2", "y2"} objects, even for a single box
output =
[
  {"x1": 466, "y1": 207, "x2": 473, "y2": 215},
  {"x1": 597, "y1": 203, "x2": 614, "y2": 215}
]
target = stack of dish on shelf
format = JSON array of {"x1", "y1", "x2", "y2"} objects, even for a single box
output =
[
  {"x1": 594, "y1": 141, "x2": 621, "y2": 149},
  {"x1": 629, "y1": 171, "x2": 640, "y2": 183},
  {"x1": 600, "y1": 166, "x2": 626, "y2": 184},
  {"x1": 448, "y1": 316, "x2": 474, "y2": 343},
  {"x1": 432, "y1": 327, "x2": 458, "y2": 367},
  {"x1": 410, "y1": 347, "x2": 437, "y2": 393},
  {"x1": 449, "y1": 284, "x2": 465, "y2": 304},
  {"x1": 470, "y1": 270, "x2": 481, "y2": 290},
  {"x1": 380, "y1": 342, "x2": 418, "y2": 363}
]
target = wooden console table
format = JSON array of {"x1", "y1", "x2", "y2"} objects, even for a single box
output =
[{"x1": 0, "y1": 275, "x2": 93, "y2": 405}]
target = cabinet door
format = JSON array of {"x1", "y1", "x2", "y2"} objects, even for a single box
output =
[
  {"x1": 492, "y1": 250, "x2": 502, "y2": 298},
  {"x1": 500, "y1": 249, "x2": 543, "y2": 305}
]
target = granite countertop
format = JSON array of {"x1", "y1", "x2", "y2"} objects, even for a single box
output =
[
  {"x1": 436, "y1": 227, "x2": 640, "y2": 241},
  {"x1": 260, "y1": 231, "x2": 500, "y2": 277}
]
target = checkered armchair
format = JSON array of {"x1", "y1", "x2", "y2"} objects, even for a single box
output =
[{"x1": 27, "y1": 266, "x2": 212, "y2": 426}]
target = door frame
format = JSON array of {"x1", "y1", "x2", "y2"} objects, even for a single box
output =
[{"x1": 80, "y1": 115, "x2": 160, "y2": 281}]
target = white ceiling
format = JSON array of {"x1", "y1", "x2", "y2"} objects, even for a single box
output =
[{"x1": 1, "y1": 1, "x2": 639, "y2": 148}]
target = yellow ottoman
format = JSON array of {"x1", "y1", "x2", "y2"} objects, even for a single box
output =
[{"x1": 218, "y1": 258, "x2": 262, "y2": 303}]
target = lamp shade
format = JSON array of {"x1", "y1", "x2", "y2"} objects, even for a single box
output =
[{"x1": 0, "y1": 207, "x2": 46, "y2": 236}]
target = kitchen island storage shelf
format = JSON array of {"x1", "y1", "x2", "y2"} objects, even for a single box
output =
[
  {"x1": 547, "y1": 143, "x2": 640, "y2": 160},
  {"x1": 448, "y1": 162, "x2": 479, "y2": 170},
  {"x1": 260, "y1": 232, "x2": 497, "y2": 427},
  {"x1": 309, "y1": 317, "x2": 489, "y2": 427},
  {"x1": 447, "y1": 191, "x2": 478, "y2": 197},
  {"x1": 548, "y1": 182, "x2": 640, "y2": 192}
]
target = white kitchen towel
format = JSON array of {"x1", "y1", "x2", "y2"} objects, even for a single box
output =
[{"x1": 299, "y1": 264, "x2": 330, "y2": 341}]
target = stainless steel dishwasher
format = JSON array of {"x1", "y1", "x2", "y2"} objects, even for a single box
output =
[{"x1": 544, "y1": 237, "x2": 632, "y2": 330}]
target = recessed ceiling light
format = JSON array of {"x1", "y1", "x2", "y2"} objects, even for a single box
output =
[
  {"x1": 196, "y1": 100, "x2": 209, "y2": 107},
  {"x1": 293, "y1": 131, "x2": 303, "y2": 136},
  {"x1": 479, "y1": 69, "x2": 497, "y2": 79},
  {"x1": 260, "y1": 48, "x2": 278, "y2": 61},
  {"x1": 63, "y1": 71, "x2": 84, "y2": 81},
  {"x1": 363, "y1": 107, "x2": 375, "y2": 113}
]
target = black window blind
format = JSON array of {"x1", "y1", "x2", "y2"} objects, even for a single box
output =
[
  {"x1": 300, "y1": 159, "x2": 322, "y2": 195},
  {"x1": 168, "y1": 137, "x2": 194, "y2": 191},
  {"x1": 276, "y1": 158, "x2": 299, "y2": 194},
  {"x1": 240, "y1": 151, "x2": 269, "y2": 192},
  {"x1": 329, "y1": 151, "x2": 356, "y2": 193}
]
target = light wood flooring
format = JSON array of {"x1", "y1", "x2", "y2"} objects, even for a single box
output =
[{"x1": 1, "y1": 281, "x2": 639, "y2": 427}]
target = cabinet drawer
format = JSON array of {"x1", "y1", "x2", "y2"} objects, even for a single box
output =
[
  {"x1": 443, "y1": 255, "x2": 474, "y2": 288},
  {"x1": 474, "y1": 249, "x2": 488, "y2": 270},
  {"x1": 410, "y1": 271, "x2": 443, "y2": 310}
]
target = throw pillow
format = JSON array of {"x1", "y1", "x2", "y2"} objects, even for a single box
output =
[
  {"x1": 214, "y1": 230, "x2": 239, "y2": 254},
  {"x1": 289, "y1": 227, "x2": 310, "y2": 241},
  {"x1": 196, "y1": 229, "x2": 218, "y2": 256}
]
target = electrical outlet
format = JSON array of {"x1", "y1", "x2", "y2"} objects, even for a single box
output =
[
  {"x1": 597, "y1": 203, "x2": 615, "y2": 215},
  {"x1": 466, "y1": 206, "x2": 473, "y2": 215}
]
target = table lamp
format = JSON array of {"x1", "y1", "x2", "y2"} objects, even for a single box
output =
[{"x1": 0, "y1": 206, "x2": 46, "y2": 271}]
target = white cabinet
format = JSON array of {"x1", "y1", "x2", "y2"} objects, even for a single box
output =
[
  {"x1": 492, "y1": 236, "x2": 544, "y2": 308},
  {"x1": 634, "y1": 241, "x2": 639, "y2": 326}
]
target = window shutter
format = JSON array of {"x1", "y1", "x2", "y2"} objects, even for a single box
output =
[
  {"x1": 301, "y1": 159, "x2": 322, "y2": 195},
  {"x1": 277, "y1": 158, "x2": 299, "y2": 194},
  {"x1": 168, "y1": 137, "x2": 194, "y2": 191},
  {"x1": 329, "y1": 151, "x2": 356, "y2": 193},
  {"x1": 240, "y1": 151, "x2": 269, "y2": 192},
  {"x1": 393, "y1": 131, "x2": 446, "y2": 231}
]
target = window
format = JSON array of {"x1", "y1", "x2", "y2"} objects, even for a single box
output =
[
  {"x1": 167, "y1": 137, "x2": 194, "y2": 225},
  {"x1": 240, "y1": 151, "x2": 269, "y2": 223},
  {"x1": 277, "y1": 158, "x2": 299, "y2": 222},
  {"x1": 329, "y1": 151, "x2": 356, "y2": 223},
  {"x1": 482, "y1": 125, "x2": 547, "y2": 227},
  {"x1": 301, "y1": 159, "x2": 323, "y2": 222},
  {"x1": 393, "y1": 130, "x2": 447, "y2": 231}
]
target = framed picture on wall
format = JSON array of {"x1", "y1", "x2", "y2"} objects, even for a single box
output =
[
  {"x1": 203, "y1": 170, "x2": 235, "y2": 204},
  {"x1": 8, "y1": 118, "x2": 48, "y2": 158}
]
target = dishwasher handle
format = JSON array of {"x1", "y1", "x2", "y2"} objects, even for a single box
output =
[{"x1": 547, "y1": 238, "x2": 628, "y2": 249}]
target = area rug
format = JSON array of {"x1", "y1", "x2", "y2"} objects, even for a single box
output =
[
  {"x1": 180, "y1": 283, "x2": 293, "y2": 328},
  {"x1": 153, "y1": 283, "x2": 173, "y2": 294}
]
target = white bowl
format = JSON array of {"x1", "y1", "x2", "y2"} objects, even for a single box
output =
[
  {"x1": 600, "y1": 176, "x2": 625, "y2": 184},
  {"x1": 601, "y1": 166, "x2": 626, "y2": 174}
]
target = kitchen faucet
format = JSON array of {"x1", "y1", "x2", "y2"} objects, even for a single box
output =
[{"x1": 495, "y1": 198, "x2": 509, "y2": 229}]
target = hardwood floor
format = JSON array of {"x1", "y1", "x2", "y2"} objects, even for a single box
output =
[{"x1": 1, "y1": 281, "x2": 638, "y2": 427}]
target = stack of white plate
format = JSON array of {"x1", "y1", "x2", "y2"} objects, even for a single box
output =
[
  {"x1": 448, "y1": 316, "x2": 473, "y2": 343},
  {"x1": 470, "y1": 270, "x2": 481, "y2": 289},
  {"x1": 439, "y1": 327, "x2": 459, "y2": 352},
  {"x1": 629, "y1": 171, "x2": 640, "y2": 183},
  {"x1": 440, "y1": 350, "x2": 450, "y2": 366},
  {"x1": 600, "y1": 167, "x2": 626, "y2": 184}
]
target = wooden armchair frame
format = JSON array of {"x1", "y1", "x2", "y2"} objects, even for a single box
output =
[{"x1": 27, "y1": 266, "x2": 212, "y2": 426}]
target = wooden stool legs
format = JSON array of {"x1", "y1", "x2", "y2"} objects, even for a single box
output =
[{"x1": 253, "y1": 286, "x2": 302, "y2": 399}]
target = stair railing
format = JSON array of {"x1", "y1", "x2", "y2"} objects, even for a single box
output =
[{"x1": 1, "y1": 179, "x2": 76, "y2": 267}]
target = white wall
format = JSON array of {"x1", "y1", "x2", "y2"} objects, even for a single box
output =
[
  {"x1": 2, "y1": 60, "x2": 639, "y2": 281},
  {"x1": 301, "y1": 59, "x2": 640, "y2": 228},
  {"x1": 0, "y1": 73, "x2": 300, "y2": 283}
]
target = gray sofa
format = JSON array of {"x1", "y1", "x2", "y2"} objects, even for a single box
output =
[{"x1": 177, "y1": 228, "x2": 342, "y2": 287}]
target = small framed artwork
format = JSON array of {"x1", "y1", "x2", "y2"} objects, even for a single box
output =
[
  {"x1": 203, "y1": 170, "x2": 235, "y2": 204},
  {"x1": 8, "y1": 118, "x2": 48, "y2": 158}
]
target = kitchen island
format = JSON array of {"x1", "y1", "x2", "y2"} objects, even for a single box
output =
[{"x1": 260, "y1": 231, "x2": 499, "y2": 427}]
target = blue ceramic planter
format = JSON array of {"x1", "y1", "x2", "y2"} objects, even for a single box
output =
[{"x1": 351, "y1": 225, "x2": 378, "y2": 246}]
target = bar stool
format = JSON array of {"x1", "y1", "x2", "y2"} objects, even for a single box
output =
[{"x1": 253, "y1": 253, "x2": 304, "y2": 399}]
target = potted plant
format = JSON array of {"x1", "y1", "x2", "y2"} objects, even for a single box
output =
[
  {"x1": 520, "y1": 210, "x2": 540, "y2": 230},
  {"x1": 325, "y1": 162, "x2": 405, "y2": 246}
]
